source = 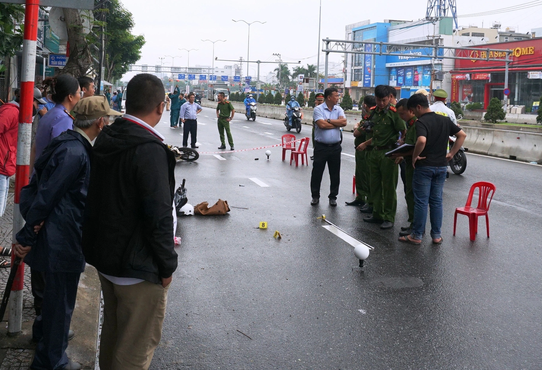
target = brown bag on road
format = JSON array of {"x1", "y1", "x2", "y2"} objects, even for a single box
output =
[{"x1": 194, "y1": 199, "x2": 230, "y2": 215}]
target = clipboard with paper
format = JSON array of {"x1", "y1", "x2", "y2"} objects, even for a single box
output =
[{"x1": 385, "y1": 143, "x2": 414, "y2": 157}]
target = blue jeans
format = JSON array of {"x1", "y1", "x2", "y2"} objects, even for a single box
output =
[
  {"x1": 0, "y1": 174, "x2": 9, "y2": 217},
  {"x1": 411, "y1": 166, "x2": 447, "y2": 240}
]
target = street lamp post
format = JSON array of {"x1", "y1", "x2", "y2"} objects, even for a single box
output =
[
  {"x1": 232, "y1": 19, "x2": 266, "y2": 78},
  {"x1": 179, "y1": 48, "x2": 197, "y2": 72},
  {"x1": 202, "y1": 39, "x2": 226, "y2": 75},
  {"x1": 158, "y1": 56, "x2": 165, "y2": 79},
  {"x1": 273, "y1": 53, "x2": 282, "y2": 88}
]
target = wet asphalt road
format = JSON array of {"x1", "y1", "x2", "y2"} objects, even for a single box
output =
[{"x1": 149, "y1": 106, "x2": 542, "y2": 369}]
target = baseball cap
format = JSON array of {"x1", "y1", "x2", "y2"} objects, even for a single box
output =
[
  {"x1": 73, "y1": 95, "x2": 122, "y2": 120},
  {"x1": 433, "y1": 89, "x2": 448, "y2": 98},
  {"x1": 34, "y1": 87, "x2": 46, "y2": 104}
]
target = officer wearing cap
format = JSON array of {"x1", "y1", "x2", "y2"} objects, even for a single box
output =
[
  {"x1": 356, "y1": 85, "x2": 406, "y2": 229},
  {"x1": 14, "y1": 96, "x2": 120, "y2": 370},
  {"x1": 430, "y1": 88, "x2": 457, "y2": 125}
]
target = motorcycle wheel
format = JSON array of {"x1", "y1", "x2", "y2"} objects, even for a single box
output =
[
  {"x1": 286, "y1": 126, "x2": 292, "y2": 132},
  {"x1": 295, "y1": 121, "x2": 301, "y2": 133},
  {"x1": 177, "y1": 147, "x2": 199, "y2": 162},
  {"x1": 251, "y1": 113, "x2": 256, "y2": 121},
  {"x1": 449, "y1": 150, "x2": 467, "y2": 175}
]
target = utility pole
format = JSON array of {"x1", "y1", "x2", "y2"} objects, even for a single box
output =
[{"x1": 273, "y1": 53, "x2": 282, "y2": 88}]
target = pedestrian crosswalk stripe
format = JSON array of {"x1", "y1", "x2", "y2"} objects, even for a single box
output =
[
  {"x1": 249, "y1": 178, "x2": 269, "y2": 187},
  {"x1": 214, "y1": 155, "x2": 226, "y2": 161}
]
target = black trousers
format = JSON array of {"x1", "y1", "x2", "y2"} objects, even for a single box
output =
[
  {"x1": 183, "y1": 119, "x2": 197, "y2": 147},
  {"x1": 310, "y1": 142, "x2": 342, "y2": 199},
  {"x1": 31, "y1": 271, "x2": 80, "y2": 370}
]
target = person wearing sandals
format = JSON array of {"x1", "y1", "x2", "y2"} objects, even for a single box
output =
[{"x1": 399, "y1": 93, "x2": 466, "y2": 245}]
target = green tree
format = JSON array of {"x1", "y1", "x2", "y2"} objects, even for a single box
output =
[
  {"x1": 484, "y1": 98, "x2": 506, "y2": 123},
  {"x1": 340, "y1": 90, "x2": 353, "y2": 111},
  {"x1": 274, "y1": 63, "x2": 290, "y2": 88},
  {"x1": 296, "y1": 92, "x2": 305, "y2": 107},
  {"x1": 292, "y1": 66, "x2": 307, "y2": 80},
  {"x1": 232, "y1": 92, "x2": 239, "y2": 101},
  {"x1": 101, "y1": 0, "x2": 145, "y2": 82},
  {"x1": 240, "y1": 92, "x2": 246, "y2": 102},
  {"x1": 0, "y1": 4, "x2": 24, "y2": 66},
  {"x1": 265, "y1": 91, "x2": 274, "y2": 104},
  {"x1": 274, "y1": 91, "x2": 282, "y2": 105},
  {"x1": 306, "y1": 64, "x2": 316, "y2": 77},
  {"x1": 258, "y1": 93, "x2": 265, "y2": 104},
  {"x1": 308, "y1": 91, "x2": 316, "y2": 108},
  {"x1": 450, "y1": 101, "x2": 463, "y2": 119},
  {"x1": 537, "y1": 97, "x2": 542, "y2": 124}
]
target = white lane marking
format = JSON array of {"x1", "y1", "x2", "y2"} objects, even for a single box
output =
[
  {"x1": 243, "y1": 126, "x2": 250, "y2": 129},
  {"x1": 214, "y1": 155, "x2": 226, "y2": 161},
  {"x1": 261, "y1": 122, "x2": 272, "y2": 125},
  {"x1": 342, "y1": 153, "x2": 355, "y2": 158},
  {"x1": 264, "y1": 132, "x2": 273, "y2": 135},
  {"x1": 322, "y1": 224, "x2": 361, "y2": 248},
  {"x1": 249, "y1": 178, "x2": 269, "y2": 187}
]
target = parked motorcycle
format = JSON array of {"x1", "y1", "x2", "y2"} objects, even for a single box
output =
[
  {"x1": 245, "y1": 102, "x2": 257, "y2": 121},
  {"x1": 284, "y1": 106, "x2": 302, "y2": 133},
  {"x1": 448, "y1": 135, "x2": 467, "y2": 175}
]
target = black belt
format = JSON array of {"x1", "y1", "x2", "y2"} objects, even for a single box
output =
[
  {"x1": 373, "y1": 144, "x2": 395, "y2": 151},
  {"x1": 315, "y1": 141, "x2": 340, "y2": 147}
]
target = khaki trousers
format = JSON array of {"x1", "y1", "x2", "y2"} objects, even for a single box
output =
[{"x1": 98, "y1": 275, "x2": 170, "y2": 370}]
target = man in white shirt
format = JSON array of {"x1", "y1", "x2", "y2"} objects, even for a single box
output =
[{"x1": 430, "y1": 89, "x2": 458, "y2": 125}]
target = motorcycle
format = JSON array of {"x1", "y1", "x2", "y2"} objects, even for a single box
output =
[
  {"x1": 168, "y1": 145, "x2": 199, "y2": 163},
  {"x1": 284, "y1": 106, "x2": 302, "y2": 133},
  {"x1": 245, "y1": 102, "x2": 257, "y2": 121},
  {"x1": 448, "y1": 135, "x2": 467, "y2": 175}
]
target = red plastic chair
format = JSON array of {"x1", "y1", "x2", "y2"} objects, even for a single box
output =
[
  {"x1": 453, "y1": 181, "x2": 496, "y2": 241},
  {"x1": 290, "y1": 137, "x2": 310, "y2": 167},
  {"x1": 281, "y1": 134, "x2": 297, "y2": 161}
]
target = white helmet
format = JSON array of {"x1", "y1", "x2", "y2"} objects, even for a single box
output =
[{"x1": 179, "y1": 204, "x2": 194, "y2": 216}]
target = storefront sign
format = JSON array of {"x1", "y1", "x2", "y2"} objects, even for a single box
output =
[
  {"x1": 453, "y1": 74, "x2": 470, "y2": 80},
  {"x1": 363, "y1": 44, "x2": 372, "y2": 87},
  {"x1": 527, "y1": 71, "x2": 542, "y2": 79},
  {"x1": 472, "y1": 73, "x2": 491, "y2": 80},
  {"x1": 456, "y1": 39, "x2": 542, "y2": 69}
]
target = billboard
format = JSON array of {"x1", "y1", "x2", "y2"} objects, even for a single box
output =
[{"x1": 363, "y1": 44, "x2": 372, "y2": 87}]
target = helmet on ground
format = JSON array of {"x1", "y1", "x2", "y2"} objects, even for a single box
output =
[
  {"x1": 433, "y1": 89, "x2": 448, "y2": 98},
  {"x1": 179, "y1": 204, "x2": 194, "y2": 216}
]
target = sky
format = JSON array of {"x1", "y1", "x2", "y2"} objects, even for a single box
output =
[{"x1": 120, "y1": 0, "x2": 542, "y2": 82}]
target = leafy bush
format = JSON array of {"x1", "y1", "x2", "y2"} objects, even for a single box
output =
[
  {"x1": 340, "y1": 90, "x2": 353, "y2": 111},
  {"x1": 274, "y1": 92, "x2": 282, "y2": 105},
  {"x1": 265, "y1": 91, "x2": 274, "y2": 104},
  {"x1": 466, "y1": 102, "x2": 483, "y2": 110},
  {"x1": 450, "y1": 101, "x2": 463, "y2": 118},
  {"x1": 308, "y1": 91, "x2": 316, "y2": 108},
  {"x1": 239, "y1": 92, "x2": 246, "y2": 102},
  {"x1": 537, "y1": 97, "x2": 542, "y2": 123},
  {"x1": 296, "y1": 92, "x2": 305, "y2": 107},
  {"x1": 484, "y1": 98, "x2": 506, "y2": 123},
  {"x1": 285, "y1": 93, "x2": 292, "y2": 104},
  {"x1": 258, "y1": 93, "x2": 265, "y2": 104}
]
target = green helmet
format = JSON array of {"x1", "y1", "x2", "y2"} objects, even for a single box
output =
[{"x1": 433, "y1": 89, "x2": 448, "y2": 98}]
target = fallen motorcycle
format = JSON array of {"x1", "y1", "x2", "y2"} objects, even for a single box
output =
[{"x1": 168, "y1": 145, "x2": 199, "y2": 162}]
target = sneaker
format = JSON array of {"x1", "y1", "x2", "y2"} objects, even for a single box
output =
[
  {"x1": 329, "y1": 198, "x2": 337, "y2": 206},
  {"x1": 359, "y1": 204, "x2": 373, "y2": 213},
  {"x1": 380, "y1": 221, "x2": 394, "y2": 229},
  {"x1": 230, "y1": 146, "x2": 234, "y2": 150}
]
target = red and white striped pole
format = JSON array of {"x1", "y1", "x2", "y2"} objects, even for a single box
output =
[{"x1": 9, "y1": 0, "x2": 39, "y2": 335}]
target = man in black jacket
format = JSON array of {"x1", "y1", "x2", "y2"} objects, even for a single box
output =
[
  {"x1": 14, "y1": 95, "x2": 118, "y2": 370},
  {"x1": 82, "y1": 73, "x2": 178, "y2": 370}
]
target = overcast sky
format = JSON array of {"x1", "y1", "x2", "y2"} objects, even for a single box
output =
[{"x1": 121, "y1": 0, "x2": 541, "y2": 81}]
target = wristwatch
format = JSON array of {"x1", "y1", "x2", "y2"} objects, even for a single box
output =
[{"x1": 327, "y1": 118, "x2": 331, "y2": 123}]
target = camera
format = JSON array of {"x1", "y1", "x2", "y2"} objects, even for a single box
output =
[{"x1": 362, "y1": 120, "x2": 375, "y2": 132}]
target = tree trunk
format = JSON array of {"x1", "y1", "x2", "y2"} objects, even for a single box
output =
[{"x1": 60, "y1": 9, "x2": 92, "y2": 77}]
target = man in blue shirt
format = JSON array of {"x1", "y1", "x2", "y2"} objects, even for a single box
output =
[
  {"x1": 180, "y1": 92, "x2": 203, "y2": 148},
  {"x1": 286, "y1": 95, "x2": 301, "y2": 126},
  {"x1": 310, "y1": 87, "x2": 347, "y2": 206},
  {"x1": 243, "y1": 94, "x2": 256, "y2": 116}
]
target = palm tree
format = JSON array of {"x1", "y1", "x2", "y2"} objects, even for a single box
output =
[
  {"x1": 274, "y1": 63, "x2": 291, "y2": 88},
  {"x1": 306, "y1": 64, "x2": 316, "y2": 78},
  {"x1": 292, "y1": 66, "x2": 308, "y2": 79}
]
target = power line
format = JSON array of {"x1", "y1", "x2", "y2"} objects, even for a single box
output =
[{"x1": 459, "y1": 0, "x2": 542, "y2": 18}]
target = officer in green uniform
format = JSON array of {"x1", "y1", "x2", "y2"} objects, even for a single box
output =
[
  {"x1": 391, "y1": 98, "x2": 418, "y2": 236},
  {"x1": 216, "y1": 92, "x2": 235, "y2": 150},
  {"x1": 357, "y1": 85, "x2": 406, "y2": 229},
  {"x1": 347, "y1": 95, "x2": 375, "y2": 208}
]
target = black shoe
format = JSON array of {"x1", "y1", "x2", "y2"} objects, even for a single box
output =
[
  {"x1": 191, "y1": 145, "x2": 199, "y2": 149},
  {"x1": 311, "y1": 198, "x2": 319, "y2": 206},
  {"x1": 360, "y1": 204, "x2": 373, "y2": 213},
  {"x1": 218, "y1": 145, "x2": 226, "y2": 149},
  {"x1": 230, "y1": 146, "x2": 234, "y2": 150},
  {"x1": 399, "y1": 228, "x2": 412, "y2": 236},
  {"x1": 400, "y1": 225, "x2": 411, "y2": 231},
  {"x1": 345, "y1": 199, "x2": 364, "y2": 206},
  {"x1": 380, "y1": 221, "x2": 394, "y2": 229},
  {"x1": 363, "y1": 215, "x2": 382, "y2": 224},
  {"x1": 329, "y1": 199, "x2": 337, "y2": 206}
]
